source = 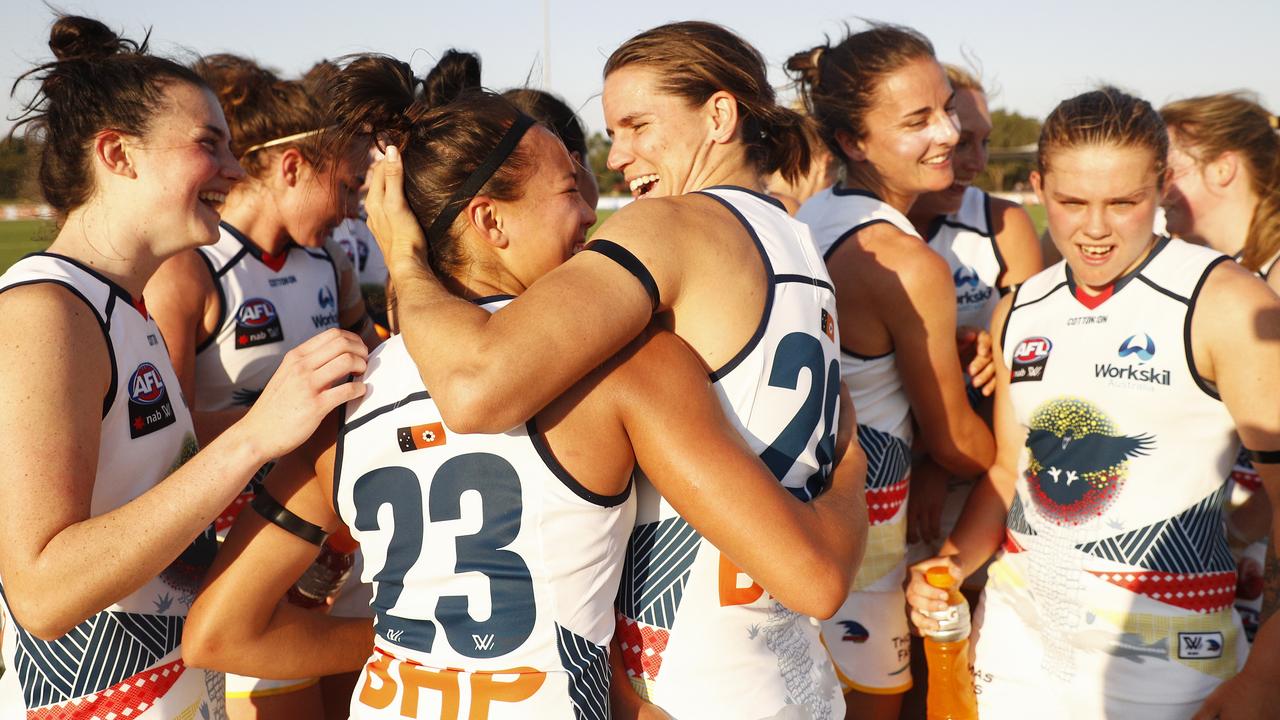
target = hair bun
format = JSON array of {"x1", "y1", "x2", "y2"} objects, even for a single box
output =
[
  {"x1": 424, "y1": 49, "x2": 481, "y2": 108},
  {"x1": 784, "y1": 45, "x2": 826, "y2": 88},
  {"x1": 48, "y1": 15, "x2": 135, "y2": 62}
]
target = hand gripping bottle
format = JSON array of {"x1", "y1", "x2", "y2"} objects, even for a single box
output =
[
  {"x1": 923, "y1": 566, "x2": 978, "y2": 720},
  {"x1": 288, "y1": 526, "x2": 359, "y2": 609}
]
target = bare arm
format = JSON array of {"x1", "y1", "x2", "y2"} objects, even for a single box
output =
[
  {"x1": 990, "y1": 197, "x2": 1044, "y2": 289},
  {"x1": 906, "y1": 294, "x2": 1023, "y2": 631},
  {"x1": 617, "y1": 332, "x2": 867, "y2": 619},
  {"x1": 1191, "y1": 264, "x2": 1280, "y2": 718},
  {"x1": 145, "y1": 249, "x2": 217, "y2": 406},
  {"x1": 0, "y1": 284, "x2": 367, "y2": 640},
  {"x1": 184, "y1": 423, "x2": 374, "y2": 678},
  {"x1": 364, "y1": 149, "x2": 678, "y2": 433}
]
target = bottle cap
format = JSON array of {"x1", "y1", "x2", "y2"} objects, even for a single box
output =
[{"x1": 925, "y1": 566, "x2": 956, "y2": 590}]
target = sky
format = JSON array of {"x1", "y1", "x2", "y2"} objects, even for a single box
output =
[{"x1": 3, "y1": 0, "x2": 1277, "y2": 139}]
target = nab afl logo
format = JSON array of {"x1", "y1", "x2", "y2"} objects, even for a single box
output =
[
  {"x1": 127, "y1": 362, "x2": 176, "y2": 439},
  {"x1": 1011, "y1": 336, "x2": 1052, "y2": 383},
  {"x1": 237, "y1": 298, "x2": 277, "y2": 327},
  {"x1": 129, "y1": 363, "x2": 166, "y2": 405},
  {"x1": 235, "y1": 297, "x2": 284, "y2": 349}
]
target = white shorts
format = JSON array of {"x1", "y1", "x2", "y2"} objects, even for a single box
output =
[{"x1": 819, "y1": 587, "x2": 912, "y2": 695}]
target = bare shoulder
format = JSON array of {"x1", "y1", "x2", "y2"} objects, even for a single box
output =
[
  {"x1": 0, "y1": 281, "x2": 109, "y2": 393},
  {"x1": 838, "y1": 222, "x2": 951, "y2": 295},
  {"x1": 1198, "y1": 258, "x2": 1280, "y2": 327},
  {"x1": 599, "y1": 327, "x2": 708, "y2": 406},
  {"x1": 592, "y1": 194, "x2": 728, "y2": 244}
]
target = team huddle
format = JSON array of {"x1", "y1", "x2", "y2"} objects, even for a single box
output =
[{"x1": 0, "y1": 12, "x2": 1278, "y2": 720}]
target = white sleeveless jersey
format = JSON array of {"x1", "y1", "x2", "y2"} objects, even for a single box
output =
[
  {"x1": 924, "y1": 186, "x2": 1005, "y2": 330},
  {"x1": 615, "y1": 187, "x2": 845, "y2": 719},
  {"x1": 797, "y1": 188, "x2": 913, "y2": 592},
  {"x1": 193, "y1": 223, "x2": 340, "y2": 412},
  {"x1": 0, "y1": 254, "x2": 224, "y2": 719},
  {"x1": 983, "y1": 238, "x2": 1243, "y2": 704},
  {"x1": 335, "y1": 300, "x2": 635, "y2": 719}
]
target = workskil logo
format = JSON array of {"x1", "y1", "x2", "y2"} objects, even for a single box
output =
[
  {"x1": 318, "y1": 285, "x2": 336, "y2": 309},
  {"x1": 1096, "y1": 332, "x2": 1170, "y2": 387},
  {"x1": 235, "y1": 297, "x2": 284, "y2": 349},
  {"x1": 953, "y1": 265, "x2": 980, "y2": 288},
  {"x1": 127, "y1": 362, "x2": 177, "y2": 439},
  {"x1": 953, "y1": 265, "x2": 993, "y2": 306},
  {"x1": 1118, "y1": 333, "x2": 1156, "y2": 362},
  {"x1": 1011, "y1": 336, "x2": 1052, "y2": 383}
]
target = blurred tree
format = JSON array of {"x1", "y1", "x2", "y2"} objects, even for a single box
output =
[
  {"x1": 588, "y1": 132, "x2": 625, "y2": 195},
  {"x1": 977, "y1": 109, "x2": 1041, "y2": 192}
]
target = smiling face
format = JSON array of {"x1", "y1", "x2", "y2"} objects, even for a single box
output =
[
  {"x1": 841, "y1": 57, "x2": 959, "y2": 206},
  {"x1": 915, "y1": 87, "x2": 991, "y2": 217},
  {"x1": 1034, "y1": 143, "x2": 1164, "y2": 291},
  {"x1": 490, "y1": 127, "x2": 597, "y2": 288},
  {"x1": 129, "y1": 81, "x2": 244, "y2": 254},
  {"x1": 603, "y1": 65, "x2": 717, "y2": 200}
]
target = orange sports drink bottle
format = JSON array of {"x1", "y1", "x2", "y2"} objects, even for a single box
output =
[{"x1": 923, "y1": 566, "x2": 978, "y2": 720}]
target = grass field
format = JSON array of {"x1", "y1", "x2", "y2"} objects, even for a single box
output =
[{"x1": 0, "y1": 220, "x2": 54, "y2": 272}]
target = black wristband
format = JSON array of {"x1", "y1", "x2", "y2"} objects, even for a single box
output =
[
  {"x1": 250, "y1": 488, "x2": 328, "y2": 546},
  {"x1": 1243, "y1": 447, "x2": 1280, "y2": 465},
  {"x1": 585, "y1": 239, "x2": 660, "y2": 312}
]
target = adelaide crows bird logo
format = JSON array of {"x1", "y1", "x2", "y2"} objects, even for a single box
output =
[{"x1": 1025, "y1": 398, "x2": 1154, "y2": 525}]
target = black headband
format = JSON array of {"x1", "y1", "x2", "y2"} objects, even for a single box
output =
[{"x1": 423, "y1": 113, "x2": 536, "y2": 246}]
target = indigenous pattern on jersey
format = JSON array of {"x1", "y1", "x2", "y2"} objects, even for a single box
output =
[
  {"x1": 616, "y1": 187, "x2": 844, "y2": 719},
  {"x1": 924, "y1": 185, "x2": 1006, "y2": 331},
  {"x1": 798, "y1": 187, "x2": 915, "y2": 692},
  {"x1": 0, "y1": 254, "x2": 223, "y2": 720},
  {"x1": 194, "y1": 222, "x2": 340, "y2": 414},
  {"x1": 981, "y1": 238, "x2": 1244, "y2": 707},
  {"x1": 335, "y1": 300, "x2": 635, "y2": 719}
]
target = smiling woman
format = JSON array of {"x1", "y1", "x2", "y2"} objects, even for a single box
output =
[
  {"x1": 0, "y1": 14, "x2": 366, "y2": 720},
  {"x1": 789, "y1": 26, "x2": 997, "y2": 719},
  {"x1": 140, "y1": 52, "x2": 381, "y2": 720},
  {"x1": 365, "y1": 19, "x2": 866, "y2": 720}
]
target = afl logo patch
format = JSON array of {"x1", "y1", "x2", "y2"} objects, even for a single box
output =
[
  {"x1": 1011, "y1": 336, "x2": 1052, "y2": 383},
  {"x1": 127, "y1": 362, "x2": 177, "y2": 438},
  {"x1": 235, "y1": 297, "x2": 284, "y2": 349}
]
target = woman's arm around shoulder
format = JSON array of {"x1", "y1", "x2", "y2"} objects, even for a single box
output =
[{"x1": 364, "y1": 152, "x2": 685, "y2": 434}]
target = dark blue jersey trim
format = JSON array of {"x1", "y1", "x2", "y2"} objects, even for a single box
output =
[
  {"x1": 526, "y1": 417, "x2": 632, "y2": 508},
  {"x1": 471, "y1": 294, "x2": 517, "y2": 306},
  {"x1": 774, "y1": 273, "x2": 834, "y2": 292},
  {"x1": 1064, "y1": 236, "x2": 1171, "y2": 307},
  {"x1": 194, "y1": 249, "x2": 226, "y2": 354},
  {"x1": 831, "y1": 185, "x2": 883, "y2": 200},
  {"x1": 695, "y1": 191, "x2": 776, "y2": 382},
  {"x1": 822, "y1": 219, "x2": 894, "y2": 261},
  {"x1": 342, "y1": 390, "x2": 434, "y2": 435},
  {"x1": 703, "y1": 184, "x2": 788, "y2": 213},
  {"x1": 29, "y1": 251, "x2": 139, "y2": 310},
  {"x1": 1184, "y1": 255, "x2": 1231, "y2": 402}
]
